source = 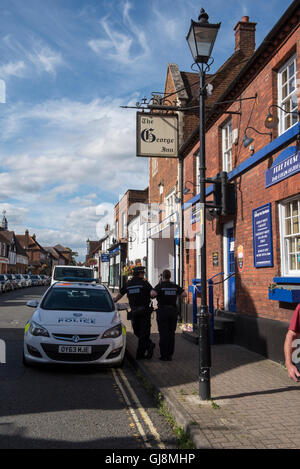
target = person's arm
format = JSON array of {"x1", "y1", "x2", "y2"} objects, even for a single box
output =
[
  {"x1": 114, "y1": 292, "x2": 123, "y2": 303},
  {"x1": 284, "y1": 329, "x2": 300, "y2": 382},
  {"x1": 150, "y1": 289, "x2": 157, "y2": 299},
  {"x1": 180, "y1": 291, "x2": 187, "y2": 299}
]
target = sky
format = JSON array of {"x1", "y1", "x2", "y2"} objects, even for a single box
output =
[{"x1": 0, "y1": 0, "x2": 295, "y2": 261}]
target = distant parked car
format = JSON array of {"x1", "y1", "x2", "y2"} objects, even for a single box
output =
[
  {"x1": 22, "y1": 274, "x2": 32, "y2": 287},
  {"x1": 29, "y1": 275, "x2": 41, "y2": 287},
  {"x1": 6, "y1": 274, "x2": 18, "y2": 289},
  {"x1": 0, "y1": 274, "x2": 11, "y2": 293},
  {"x1": 14, "y1": 274, "x2": 26, "y2": 288},
  {"x1": 39, "y1": 275, "x2": 50, "y2": 285}
]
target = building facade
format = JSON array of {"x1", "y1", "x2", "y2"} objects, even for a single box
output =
[{"x1": 182, "y1": 0, "x2": 300, "y2": 362}]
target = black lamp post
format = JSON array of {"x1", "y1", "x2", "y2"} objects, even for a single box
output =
[{"x1": 186, "y1": 8, "x2": 220, "y2": 401}]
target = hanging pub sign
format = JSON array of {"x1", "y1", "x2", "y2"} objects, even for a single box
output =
[
  {"x1": 136, "y1": 112, "x2": 178, "y2": 158},
  {"x1": 252, "y1": 203, "x2": 273, "y2": 268}
]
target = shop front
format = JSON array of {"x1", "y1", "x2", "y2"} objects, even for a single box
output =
[
  {"x1": 147, "y1": 212, "x2": 179, "y2": 288},
  {"x1": 108, "y1": 243, "x2": 127, "y2": 292}
]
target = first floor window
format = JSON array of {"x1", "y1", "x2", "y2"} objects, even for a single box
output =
[
  {"x1": 222, "y1": 119, "x2": 232, "y2": 173},
  {"x1": 278, "y1": 54, "x2": 298, "y2": 135},
  {"x1": 279, "y1": 196, "x2": 300, "y2": 275}
]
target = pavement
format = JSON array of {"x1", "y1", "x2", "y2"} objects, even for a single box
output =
[{"x1": 113, "y1": 295, "x2": 300, "y2": 449}]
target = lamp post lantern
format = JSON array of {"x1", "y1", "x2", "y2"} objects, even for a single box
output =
[{"x1": 186, "y1": 8, "x2": 220, "y2": 401}]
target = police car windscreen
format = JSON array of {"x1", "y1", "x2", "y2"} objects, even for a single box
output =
[
  {"x1": 54, "y1": 267, "x2": 93, "y2": 280},
  {"x1": 41, "y1": 288, "x2": 114, "y2": 312}
]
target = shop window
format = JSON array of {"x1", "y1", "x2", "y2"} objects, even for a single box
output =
[
  {"x1": 222, "y1": 119, "x2": 232, "y2": 172},
  {"x1": 278, "y1": 54, "x2": 298, "y2": 135},
  {"x1": 279, "y1": 196, "x2": 300, "y2": 275}
]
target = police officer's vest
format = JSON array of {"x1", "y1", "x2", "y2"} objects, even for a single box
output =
[
  {"x1": 120, "y1": 277, "x2": 152, "y2": 309},
  {"x1": 154, "y1": 281, "x2": 183, "y2": 308}
]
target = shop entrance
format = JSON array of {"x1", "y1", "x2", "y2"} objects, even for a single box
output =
[{"x1": 223, "y1": 223, "x2": 236, "y2": 312}]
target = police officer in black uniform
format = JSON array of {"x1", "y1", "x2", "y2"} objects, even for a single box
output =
[
  {"x1": 151, "y1": 269, "x2": 187, "y2": 361},
  {"x1": 114, "y1": 266, "x2": 155, "y2": 360}
]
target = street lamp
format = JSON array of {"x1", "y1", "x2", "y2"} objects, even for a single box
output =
[
  {"x1": 264, "y1": 104, "x2": 300, "y2": 129},
  {"x1": 186, "y1": 8, "x2": 220, "y2": 401},
  {"x1": 242, "y1": 126, "x2": 272, "y2": 148}
]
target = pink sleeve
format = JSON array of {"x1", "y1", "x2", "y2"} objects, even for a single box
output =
[{"x1": 289, "y1": 304, "x2": 300, "y2": 333}]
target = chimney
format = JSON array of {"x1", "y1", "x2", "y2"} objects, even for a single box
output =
[
  {"x1": 234, "y1": 16, "x2": 256, "y2": 55},
  {"x1": 25, "y1": 229, "x2": 29, "y2": 249}
]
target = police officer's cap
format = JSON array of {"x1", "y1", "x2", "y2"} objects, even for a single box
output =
[{"x1": 133, "y1": 266, "x2": 145, "y2": 275}]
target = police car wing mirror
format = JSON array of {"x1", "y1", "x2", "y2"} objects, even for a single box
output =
[
  {"x1": 26, "y1": 299, "x2": 39, "y2": 308},
  {"x1": 117, "y1": 303, "x2": 128, "y2": 311}
]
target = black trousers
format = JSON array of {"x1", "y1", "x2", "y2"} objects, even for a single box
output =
[
  {"x1": 131, "y1": 309, "x2": 152, "y2": 358},
  {"x1": 156, "y1": 306, "x2": 178, "y2": 359}
]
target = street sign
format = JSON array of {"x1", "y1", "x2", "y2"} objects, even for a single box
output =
[
  {"x1": 101, "y1": 254, "x2": 110, "y2": 262},
  {"x1": 252, "y1": 203, "x2": 273, "y2": 268},
  {"x1": 136, "y1": 112, "x2": 178, "y2": 158}
]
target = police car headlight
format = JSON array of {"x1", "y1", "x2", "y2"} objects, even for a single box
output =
[
  {"x1": 102, "y1": 324, "x2": 122, "y2": 339},
  {"x1": 29, "y1": 321, "x2": 50, "y2": 337}
]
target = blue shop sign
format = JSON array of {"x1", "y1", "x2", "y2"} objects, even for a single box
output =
[
  {"x1": 252, "y1": 203, "x2": 273, "y2": 268},
  {"x1": 101, "y1": 253, "x2": 110, "y2": 262},
  {"x1": 265, "y1": 147, "x2": 300, "y2": 188}
]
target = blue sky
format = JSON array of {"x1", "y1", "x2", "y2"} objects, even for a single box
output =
[{"x1": 0, "y1": 0, "x2": 295, "y2": 260}]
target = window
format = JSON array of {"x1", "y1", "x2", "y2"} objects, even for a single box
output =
[
  {"x1": 152, "y1": 157, "x2": 158, "y2": 176},
  {"x1": 165, "y1": 189, "x2": 176, "y2": 218},
  {"x1": 278, "y1": 55, "x2": 298, "y2": 135},
  {"x1": 41, "y1": 287, "x2": 114, "y2": 312},
  {"x1": 122, "y1": 211, "x2": 127, "y2": 238},
  {"x1": 279, "y1": 197, "x2": 300, "y2": 275},
  {"x1": 222, "y1": 120, "x2": 232, "y2": 172}
]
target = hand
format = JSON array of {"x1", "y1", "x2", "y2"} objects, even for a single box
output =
[{"x1": 287, "y1": 363, "x2": 300, "y2": 382}]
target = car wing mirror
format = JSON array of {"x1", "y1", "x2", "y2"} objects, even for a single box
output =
[
  {"x1": 26, "y1": 299, "x2": 39, "y2": 308},
  {"x1": 117, "y1": 303, "x2": 128, "y2": 311}
]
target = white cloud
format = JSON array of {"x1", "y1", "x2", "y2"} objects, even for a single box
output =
[
  {"x1": 0, "y1": 60, "x2": 26, "y2": 79},
  {"x1": 28, "y1": 46, "x2": 64, "y2": 75},
  {"x1": 88, "y1": 2, "x2": 150, "y2": 65},
  {"x1": 0, "y1": 203, "x2": 28, "y2": 227},
  {"x1": 2, "y1": 35, "x2": 64, "y2": 77},
  {"x1": 0, "y1": 97, "x2": 148, "y2": 200}
]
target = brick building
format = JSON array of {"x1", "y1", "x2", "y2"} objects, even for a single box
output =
[
  {"x1": 147, "y1": 14, "x2": 258, "y2": 287},
  {"x1": 181, "y1": 0, "x2": 300, "y2": 361},
  {"x1": 108, "y1": 188, "x2": 148, "y2": 291},
  {"x1": 16, "y1": 230, "x2": 50, "y2": 274},
  {"x1": 0, "y1": 232, "x2": 9, "y2": 274}
]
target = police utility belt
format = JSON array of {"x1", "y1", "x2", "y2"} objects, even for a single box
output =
[{"x1": 127, "y1": 304, "x2": 153, "y2": 320}]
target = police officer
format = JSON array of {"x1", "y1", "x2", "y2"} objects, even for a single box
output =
[
  {"x1": 151, "y1": 269, "x2": 187, "y2": 361},
  {"x1": 114, "y1": 266, "x2": 155, "y2": 360}
]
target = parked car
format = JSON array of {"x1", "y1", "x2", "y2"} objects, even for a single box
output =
[
  {"x1": 22, "y1": 274, "x2": 32, "y2": 287},
  {"x1": 0, "y1": 274, "x2": 11, "y2": 293},
  {"x1": 14, "y1": 274, "x2": 26, "y2": 288},
  {"x1": 6, "y1": 274, "x2": 18, "y2": 290},
  {"x1": 39, "y1": 275, "x2": 50, "y2": 285},
  {"x1": 23, "y1": 282, "x2": 126, "y2": 367},
  {"x1": 29, "y1": 275, "x2": 41, "y2": 287}
]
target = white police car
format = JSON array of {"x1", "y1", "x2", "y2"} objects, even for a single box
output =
[{"x1": 23, "y1": 282, "x2": 126, "y2": 367}]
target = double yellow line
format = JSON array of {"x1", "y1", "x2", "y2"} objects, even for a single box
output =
[{"x1": 112, "y1": 368, "x2": 165, "y2": 449}]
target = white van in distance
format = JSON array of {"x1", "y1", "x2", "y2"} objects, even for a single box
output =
[{"x1": 51, "y1": 265, "x2": 96, "y2": 285}]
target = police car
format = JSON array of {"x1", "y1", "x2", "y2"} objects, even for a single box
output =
[{"x1": 23, "y1": 282, "x2": 126, "y2": 367}]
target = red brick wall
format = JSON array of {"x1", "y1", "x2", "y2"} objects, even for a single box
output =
[{"x1": 183, "y1": 21, "x2": 300, "y2": 322}]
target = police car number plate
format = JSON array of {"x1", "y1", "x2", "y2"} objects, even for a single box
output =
[{"x1": 58, "y1": 345, "x2": 92, "y2": 354}]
